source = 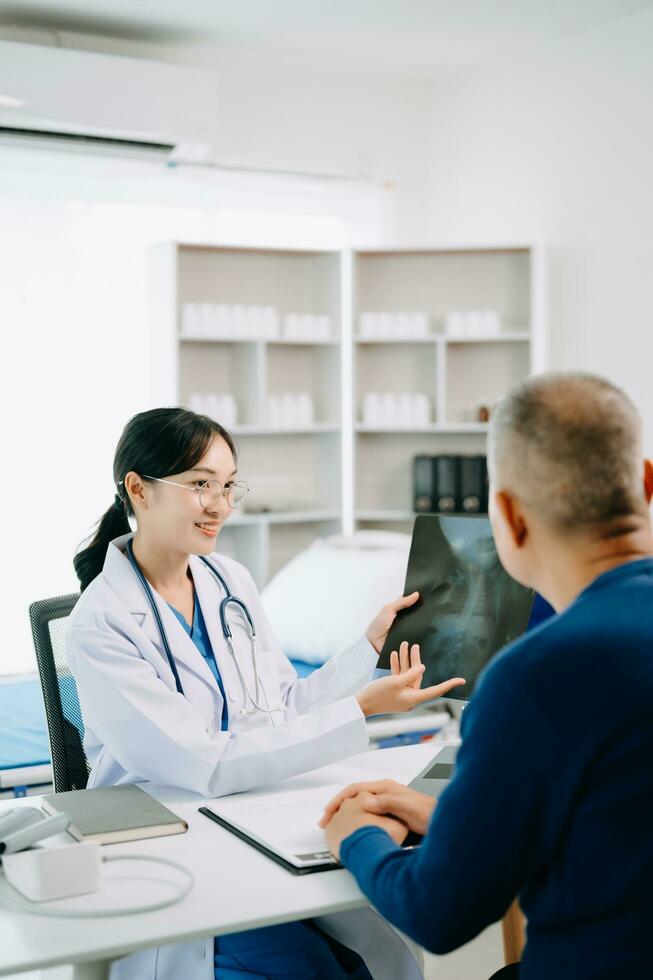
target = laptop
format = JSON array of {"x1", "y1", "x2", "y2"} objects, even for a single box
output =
[{"x1": 409, "y1": 743, "x2": 460, "y2": 798}]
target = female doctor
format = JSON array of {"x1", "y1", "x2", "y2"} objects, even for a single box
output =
[{"x1": 68, "y1": 407, "x2": 464, "y2": 980}]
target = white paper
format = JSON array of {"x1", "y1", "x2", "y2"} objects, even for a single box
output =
[{"x1": 210, "y1": 784, "x2": 343, "y2": 867}]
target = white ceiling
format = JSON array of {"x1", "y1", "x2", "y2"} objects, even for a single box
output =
[{"x1": 0, "y1": 0, "x2": 651, "y2": 74}]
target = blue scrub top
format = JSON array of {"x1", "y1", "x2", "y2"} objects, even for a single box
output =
[{"x1": 168, "y1": 592, "x2": 229, "y2": 731}]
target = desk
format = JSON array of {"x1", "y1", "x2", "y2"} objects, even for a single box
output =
[{"x1": 0, "y1": 741, "x2": 443, "y2": 980}]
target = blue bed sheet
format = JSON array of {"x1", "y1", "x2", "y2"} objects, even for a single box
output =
[{"x1": 0, "y1": 679, "x2": 50, "y2": 769}]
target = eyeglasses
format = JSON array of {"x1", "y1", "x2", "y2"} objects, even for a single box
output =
[{"x1": 143, "y1": 475, "x2": 249, "y2": 510}]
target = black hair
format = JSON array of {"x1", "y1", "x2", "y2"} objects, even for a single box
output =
[{"x1": 73, "y1": 408, "x2": 237, "y2": 592}]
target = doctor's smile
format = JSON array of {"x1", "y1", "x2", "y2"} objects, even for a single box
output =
[
  {"x1": 68, "y1": 405, "x2": 464, "y2": 980},
  {"x1": 195, "y1": 522, "x2": 220, "y2": 537}
]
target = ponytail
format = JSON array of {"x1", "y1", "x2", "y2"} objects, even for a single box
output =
[
  {"x1": 74, "y1": 498, "x2": 131, "y2": 592},
  {"x1": 73, "y1": 407, "x2": 236, "y2": 593}
]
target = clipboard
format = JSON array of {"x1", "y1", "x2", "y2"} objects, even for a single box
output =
[
  {"x1": 198, "y1": 807, "x2": 424, "y2": 876},
  {"x1": 198, "y1": 806, "x2": 341, "y2": 875}
]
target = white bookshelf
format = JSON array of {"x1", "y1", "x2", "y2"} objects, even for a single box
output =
[
  {"x1": 350, "y1": 246, "x2": 541, "y2": 535},
  {"x1": 149, "y1": 243, "x2": 544, "y2": 586}
]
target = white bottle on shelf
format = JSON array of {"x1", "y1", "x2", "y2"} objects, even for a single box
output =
[
  {"x1": 204, "y1": 394, "x2": 218, "y2": 420},
  {"x1": 281, "y1": 393, "x2": 295, "y2": 428},
  {"x1": 416, "y1": 394, "x2": 431, "y2": 426},
  {"x1": 214, "y1": 304, "x2": 226, "y2": 339},
  {"x1": 466, "y1": 311, "x2": 482, "y2": 336},
  {"x1": 250, "y1": 305, "x2": 260, "y2": 339},
  {"x1": 398, "y1": 392, "x2": 412, "y2": 427},
  {"x1": 363, "y1": 393, "x2": 380, "y2": 426},
  {"x1": 445, "y1": 311, "x2": 465, "y2": 338},
  {"x1": 395, "y1": 313, "x2": 410, "y2": 339},
  {"x1": 181, "y1": 303, "x2": 198, "y2": 338},
  {"x1": 379, "y1": 392, "x2": 394, "y2": 426},
  {"x1": 268, "y1": 395, "x2": 281, "y2": 428},
  {"x1": 219, "y1": 305, "x2": 231, "y2": 338},
  {"x1": 231, "y1": 305, "x2": 245, "y2": 339},
  {"x1": 221, "y1": 395, "x2": 238, "y2": 428},
  {"x1": 211, "y1": 304, "x2": 223, "y2": 339},
  {"x1": 480, "y1": 310, "x2": 501, "y2": 337},
  {"x1": 196, "y1": 303, "x2": 211, "y2": 339},
  {"x1": 378, "y1": 313, "x2": 393, "y2": 339},
  {"x1": 413, "y1": 312, "x2": 429, "y2": 337},
  {"x1": 297, "y1": 393, "x2": 314, "y2": 426},
  {"x1": 263, "y1": 307, "x2": 280, "y2": 339},
  {"x1": 359, "y1": 312, "x2": 374, "y2": 338}
]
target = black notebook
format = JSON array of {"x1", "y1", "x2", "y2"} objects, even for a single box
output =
[{"x1": 42, "y1": 784, "x2": 188, "y2": 845}]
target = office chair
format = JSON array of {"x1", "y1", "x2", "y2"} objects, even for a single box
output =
[{"x1": 28, "y1": 593, "x2": 90, "y2": 792}]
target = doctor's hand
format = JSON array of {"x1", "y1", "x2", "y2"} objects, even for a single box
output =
[
  {"x1": 365, "y1": 591, "x2": 420, "y2": 653},
  {"x1": 354, "y1": 641, "x2": 465, "y2": 717},
  {"x1": 320, "y1": 779, "x2": 435, "y2": 837},
  {"x1": 321, "y1": 792, "x2": 409, "y2": 861}
]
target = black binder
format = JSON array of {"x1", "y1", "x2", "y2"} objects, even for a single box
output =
[
  {"x1": 434, "y1": 455, "x2": 459, "y2": 513},
  {"x1": 412, "y1": 454, "x2": 489, "y2": 515},
  {"x1": 413, "y1": 455, "x2": 436, "y2": 512},
  {"x1": 459, "y1": 456, "x2": 488, "y2": 513}
]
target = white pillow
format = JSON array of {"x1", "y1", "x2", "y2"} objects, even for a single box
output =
[{"x1": 261, "y1": 531, "x2": 411, "y2": 665}]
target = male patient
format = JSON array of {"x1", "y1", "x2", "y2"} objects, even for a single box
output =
[{"x1": 321, "y1": 373, "x2": 653, "y2": 979}]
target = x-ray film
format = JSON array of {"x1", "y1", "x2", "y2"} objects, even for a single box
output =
[{"x1": 379, "y1": 514, "x2": 535, "y2": 699}]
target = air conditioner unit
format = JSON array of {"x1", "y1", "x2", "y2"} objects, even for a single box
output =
[{"x1": 0, "y1": 41, "x2": 217, "y2": 162}]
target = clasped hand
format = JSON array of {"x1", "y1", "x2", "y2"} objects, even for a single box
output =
[{"x1": 319, "y1": 780, "x2": 436, "y2": 860}]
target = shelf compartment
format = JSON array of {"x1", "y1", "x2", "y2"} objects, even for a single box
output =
[
  {"x1": 231, "y1": 432, "x2": 341, "y2": 516},
  {"x1": 355, "y1": 431, "x2": 487, "y2": 514},
  {"x1": 177, "y1": 246, "x2": 342, "y2": 332},
  {"x1": 354, "y1": 248, "x2": 531, "y2": 331},
  {"x1": 178, "y1": 340, "x2": 262, "y2": 426},
  {"x1": 445, "y1": 340, "x2": 530, "y2": 425},
  {"x1": 266, "y1": 343, "x2": 341, "y2": 426},
  {"x1": 355, "y1": 342, "x2": 439, "y2": 425}
]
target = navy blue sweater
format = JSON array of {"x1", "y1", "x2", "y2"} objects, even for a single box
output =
[{"x1": 341, "y1": 559, "x2": 653, "y2": 978}]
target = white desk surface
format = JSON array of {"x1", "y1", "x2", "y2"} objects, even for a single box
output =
[{"x1": 0, "y1": 742, "x2": 441, "y2": 978}]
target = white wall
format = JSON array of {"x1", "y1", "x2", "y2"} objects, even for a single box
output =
[
  {"x1": 0, "y1": 34, "x2": 433, "y2": 675},
  {"x1": 0, "y1": 27, "x2": 433, "y2": 244},
  {"x1": 428, "y1": 7, "x2": 653, "y2": 452}
]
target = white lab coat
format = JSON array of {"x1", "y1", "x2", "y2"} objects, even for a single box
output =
[{"x1": 66, "y1": 534, "x2": 424, "y2": 980}]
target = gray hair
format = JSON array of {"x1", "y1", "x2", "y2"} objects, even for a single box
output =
[{"x1": 488, "y1": 372, "x2": 645, "y2": 532}]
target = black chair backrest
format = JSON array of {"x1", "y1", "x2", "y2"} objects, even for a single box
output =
[{"x1": 28, "y1": 593, "x2": 90, "y2": 792}]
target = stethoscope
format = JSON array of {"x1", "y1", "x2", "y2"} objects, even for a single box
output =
[{"x1": 125, "y1": 539, "x2": 281, "y2": 717}]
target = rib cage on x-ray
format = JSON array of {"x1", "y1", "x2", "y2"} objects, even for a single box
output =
[{"x1": 379, "y1": 515, "x2": 535, "y2": 699}]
